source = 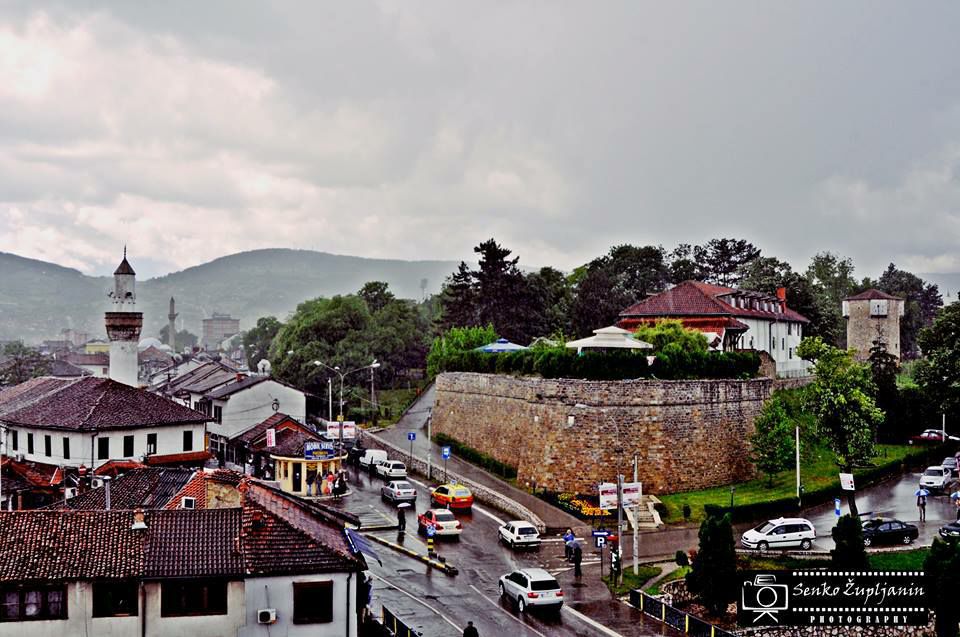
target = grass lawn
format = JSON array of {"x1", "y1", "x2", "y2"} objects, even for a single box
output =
[
  {"x1": 737, "y1": 548, "x2": 928, "y2": 573},
  {"x1": 644, "y1": 566, "x2": 691, "y2": 595},
  {"x1": 660, "y1": 444, "x2": 922, "y2": 525},
  {"x1": 603, "y1": 565, "x2": 662, "y2": 596},
  {"x1": 869, "y1": 549, "x2": 928, "y2": 571}
]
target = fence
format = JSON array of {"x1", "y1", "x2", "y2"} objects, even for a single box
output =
[
  {"x1": 628, "y1": 590, "x2": 736, "y2": 637},
  {"x1": 381, "y1": 606, "x2": 422, "y2": 637}
]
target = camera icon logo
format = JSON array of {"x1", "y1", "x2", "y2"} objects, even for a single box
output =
[{"x1": 742, "y1": 574, "x2": 789, "y2": 623}]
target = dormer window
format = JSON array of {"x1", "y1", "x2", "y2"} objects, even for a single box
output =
[{"x1": 870, "y1": 300, "x2": 889, "y2": 317}]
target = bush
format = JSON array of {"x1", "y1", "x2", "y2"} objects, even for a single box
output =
[
  {"x1": 686, "y1": 511, "x2": 737, "y2": 615},
  {"x1": 675, "y1": 550, "x2": 689, "y2": 567},
  {"x1": 682, "y1": 503, "x2": 691, "y2": 520},
  {"x1": 432, "y1": 433, "x2": 517, "y2": 479},
  {"x1": 831, "y1": 514, "x2": 869, "y2": 570}
]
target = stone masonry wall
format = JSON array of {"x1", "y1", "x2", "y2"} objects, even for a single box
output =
[{"x1": 433, "y1": 373, "x2": 772, "y2": 495}]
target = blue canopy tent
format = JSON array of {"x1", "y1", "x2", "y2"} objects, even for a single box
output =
[{"x1": 476, "y1": 338, "x2": 528, "y2": 353}]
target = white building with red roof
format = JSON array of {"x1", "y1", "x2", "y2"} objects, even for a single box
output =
[{"x1": 618, "y1": 280, "x2": 811, "y2": 377}]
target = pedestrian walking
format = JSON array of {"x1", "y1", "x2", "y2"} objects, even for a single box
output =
[
  {"x1": 305, "y1": 470, "x2": 316, "y2": 497},
  {"x1": 918, "y1": 494, "x2": 927, "y2": 522},
  {"x1": 562, "y1": 528, "x2": 574, "y2": 560},
  {"x1": 463, "y1": 620, "x2": 479, "y2": 637},
  {"x1": 573, "y1": 544, "x2": 583, "y2": 578},
  {"x1": 326, "y1": 471, "x2": 335, "y2": 496},
  {"x1": 334, "y1": 471, "x2": 346, "y2": 499},
  {"x1": 397, "y1": 506, "x2": 407, "y2": 532}
]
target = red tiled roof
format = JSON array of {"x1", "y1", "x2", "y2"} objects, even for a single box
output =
[
  {"x1": 145, "y1": 508, "x2": 245, "y2": 578},
  {"x1": 0, "y1": 377, "x2": 208, "y2": 431},
  {"x1": 0, "y1": 510, "x2": 146, "y2": 583},
  {"x1": 845, "y1": 288, "x2": 902, "y2": 301},
  {"x1": 232, "y1": 412, "x2": 312, "y2": 444},
  {"x1": 144, "y1": 450, "x2": 212, "y2": 466},
  {"x1": 619, "y1": 280, "x2": 809, "y2": 324},
  {"x1": 94, "y1": 459, "x2": 146, "y2": 477},
  {"x1": 65, "y1": 352, "x2": 110, "y2": 366},
  {"x1": 164, "y1": 471, "x2": 207, "y2": 510},
  {"x1": 55, "y1": 468, "x2": 196, "y2": 511},
  {"x1": 1, "y1": 457, "x2": 64, "y2": 488}
]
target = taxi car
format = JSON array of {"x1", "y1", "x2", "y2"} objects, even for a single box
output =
[{"x1": 431, "y1": 483, "x2": 474, "y2": 510}]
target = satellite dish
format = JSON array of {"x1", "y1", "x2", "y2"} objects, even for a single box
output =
[{"x1": 257, "y1": 359, "x2": 272, "y2": 375}]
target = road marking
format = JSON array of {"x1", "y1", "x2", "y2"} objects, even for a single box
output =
[
  {"x1": 468, "y1": 584, "x2": 548, "y2": 637},
  {"x1": 563, "y1": 604, "x2": 625, "y2": 637},
  {"x1": 369, "y1": 572, "x2": 462, "y2": 633}
]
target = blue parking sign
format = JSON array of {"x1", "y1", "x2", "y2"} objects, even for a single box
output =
[
  {"x1": 407, "y1": 432, "x2": 416, "y2": 441},
  {"x1": 834, "y1": 498, "x2": 841, "y2": 516},
  {"x1": 441, "y1": 446, "x2": 451, "y2": 460},
  {"x1": 426, "y1": 524, "x2": 436, "y2": 537}
]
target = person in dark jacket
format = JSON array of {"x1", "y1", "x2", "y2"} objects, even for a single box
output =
[
  {"x1": 463, "y1": 620, "x2": 479, "y2": 637},
  {"x1": 562, "y1": 528, "x2": 575, "y2": 560},
  {"x1": 573, "y1": 544, "x2": 583, "y2": 578},
  {"x1": 397, "y1": 506, "x2": 407, "y2": 532}
]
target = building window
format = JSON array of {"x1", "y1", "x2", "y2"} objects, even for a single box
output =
[
  {"x1": 10, "y1": 431, "x2": 16, "y2": 451},
  {"x1": 92, "y1": 581, "x2": 138, "y2": 617},
  {"x1": 146, "y1": 433, "x2": 157, "y2": 455},
  {"x1": 160, "y1": 579, "x2": 227, "y2": 617},
  {"x1": 292, "y1": 581, "x2": 334, "y2": 624},
  {"x1": 213, "y1": 406, "x2": 223, "y2": 424},
  {"x1": 782, "y1": 337, "x2": 785, "y2": 350},
  {"x1": 123, "y1": 435, "x2": 134, "y2": 458},
  {"x1": 0, "y1": 586, "x2": 66, "y2": 622},
  {"x1": 183, "y1": 431, "x2": 193, "y2": 452},
  {"x1": 98, "y1": 437, "x2": 109, "y2": 460},
  {"x1": 27, "y1": 434, "x2": 33, "y2": 455},
  {"x1": 787, "y1": 323, "x2": 792, "y2": 336},
  {"x1": 63, "y1": 438, "x2": 70, "y2": 460},
  {"x1": 44, "y1": 435, "x2": 51, "y2": 457},
  {"x1": 789, "y1": 347, "x2": 794, "y2": 360},
  {"x1": 770, "y1": 335, "x2": 775, "y2": 352}
]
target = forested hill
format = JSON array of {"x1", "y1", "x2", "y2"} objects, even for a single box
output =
[{"x1": 0, "y1": 249, "x2": 457, "y2": 342}]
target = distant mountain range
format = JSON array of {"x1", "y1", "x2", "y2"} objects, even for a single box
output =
[{"x1": 0, "y1": 249, "x2": 460, "y2": 343}]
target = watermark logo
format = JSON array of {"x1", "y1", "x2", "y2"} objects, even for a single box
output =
[{"x1": 741, "y1": 574, "x2": 789, "y2": 624}]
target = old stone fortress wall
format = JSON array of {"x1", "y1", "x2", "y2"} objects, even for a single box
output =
[{"x1": 433, "y1": 372, "x2": 775, "y2": 494}]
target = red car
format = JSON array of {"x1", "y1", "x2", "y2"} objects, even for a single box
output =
[
  {"x1": 417, "y1": 509, "x2": 462, "y2": 538},
  {"x1": 910, "y1": 429, "x2": 959, "y2": 445},
  {"x1": 431, "y1": 483, "x2": 474, "y2": 510}
]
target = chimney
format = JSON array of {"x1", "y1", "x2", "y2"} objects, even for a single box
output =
[
  {"x1": 776, "y1": 287, "x2": 787, "y2": 311},
  {"x1": 131, "y1": 507, "x2": 147, "y2": 530},
  {"x1": 103, "y1": 475, "x2": 111, "y2": 510}
]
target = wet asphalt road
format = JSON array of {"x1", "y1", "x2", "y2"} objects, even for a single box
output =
[{"x1": 337, "y1": 463, "x2": 674, "y2": 637}]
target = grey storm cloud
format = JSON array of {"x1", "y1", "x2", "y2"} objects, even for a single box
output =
[{"x1": 1, "y1": 1, "x2": 960, "y2": 278}]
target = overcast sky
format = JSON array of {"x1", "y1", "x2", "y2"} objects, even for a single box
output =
[{"x1": 1, "y1": 2, "x2": 959, "y2": 279}]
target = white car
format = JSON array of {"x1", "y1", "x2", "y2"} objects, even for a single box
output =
[
  {"x1": 498, "y1": 521, "x2": 541, "y2": 549},
  {"x1": 920, "y1": 466, "x2": 953, "y2": 492},
  {"x1": 358, "y1": 449, "x2": 388, "y2": 470},
  {"x1": 381, "y1": 480, "x2": 417, "y2": 504},
  {"x1": 376, "y1": 460, "x2": 408, "y2": 480},
  {"x1": 498, "y1": 568, "x2": 563, "y2": 613},
  {"x1": 417, "y1": 509, "x2": 462, "y2": 538},
  {"x1": 741, "y1": 517, "x2": 815, "y2": 551}
]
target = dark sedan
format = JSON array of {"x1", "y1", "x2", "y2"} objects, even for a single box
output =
[
  {"x1": 861, "y1": 519, "x2": 918, "y2": 547},
  {"x1": 940, "y1": 521, "x2": 960, "y2": 540}
]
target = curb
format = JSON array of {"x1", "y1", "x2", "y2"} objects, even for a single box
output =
[{"x1": 364, "y1": 532, "x2": 459, "y2": 576}]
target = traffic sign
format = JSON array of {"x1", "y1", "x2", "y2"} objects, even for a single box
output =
[
  {"x1": 591, "y1": 529, "x2": 611, "y2": 538},
  {"x1": 407, "y1": 432, "x2": 416, "y2": 442},
  {"x1": 426, "y1": 524, "x2": 436, "y2": 537},
  {"x1": 441, "y1": 446, "x2": 451, "y2": 460},
  {"x1": 595, "y1": 536, "x2": 606, "y2": 549},
  {"x1": 834, "y1": 498, "x2": 841, "y2": 516}
]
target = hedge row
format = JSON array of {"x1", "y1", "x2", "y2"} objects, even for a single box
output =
[
  {"x1": 432, "y1": 432, "x2": 517, "y2": 480},
  {"x1": 430, "y1": 347, "x2": 760, "y2": 381}
]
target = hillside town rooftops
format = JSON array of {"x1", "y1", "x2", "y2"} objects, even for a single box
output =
[
  {"x1": 53, "y1": 468, "x2": 197, "y2": 511},
  {"x1": 619, "y1": 280, "x2": 810, "y2": 324},
  {"x1": 0, "y1": 376, "x2": 207, "y2": 431}
]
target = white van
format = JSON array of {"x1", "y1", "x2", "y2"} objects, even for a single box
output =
[
  {"x1": 741, "y1": 517, "x2": 816, "y2": 551},
  {"x1": 359, "y1": 449, "x2": 388, "y2": 471}
]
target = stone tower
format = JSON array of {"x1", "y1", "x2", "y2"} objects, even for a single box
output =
[
  {"x1": 843, "y1": 289, "x2": 904, "y2": 362},
  {"x1": 105, "y1": 248, "x2": 143, "y2": 386},
  {"x1": 167, "y1": 297, "x2": 178, "y2": 352}
]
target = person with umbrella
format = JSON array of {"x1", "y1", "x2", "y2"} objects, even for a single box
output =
[
  {"x1": 951, "y1": 491, "x2": 960, "y2": 520},
  {"x1": 572, "y1": 541, "x2": 583, "y2": 578},
  {"x1": 397, "y1": 502, "x2": 409, "y2": 533},
  {"x1": 916, "y1": 488, "x2": 929, "y2": 522}
]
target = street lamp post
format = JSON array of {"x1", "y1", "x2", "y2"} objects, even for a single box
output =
[{"x1": 314, "y1": 360, "x2": 381, "y2": 458}]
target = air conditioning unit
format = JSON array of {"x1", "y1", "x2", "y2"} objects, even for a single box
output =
[
  {"x1": 64, "y1": 487, "x2": 78, "y2": 500},
  {"x1": 181, "y1": 496, "x2": 196, "y2": 510},
  {"x1": 91, "y1": 477, "x2": 105, "y2": 489},
  {"x1": 257, "y1": 609, "x2": 277, "y2": 624}
]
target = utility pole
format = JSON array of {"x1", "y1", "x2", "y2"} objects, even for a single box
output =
[
  {"x1": 616, "y1": 473, "x2": 624, "y2": 587},
  {"x1": 795, "y1": 425, "x2": 801, "y2": 500},
  {"x1": 370, "y1": 367, "x2": 376, "y2": 423},
  {"x1": 328, "y1": 379, "x2": 332, "y2": 423},
  {"x1": 426, "y1": 415, "x2": 432, "y2": 480},
  {"x1": 0, "y1": 425, "x2": 5, "y2": 512}
]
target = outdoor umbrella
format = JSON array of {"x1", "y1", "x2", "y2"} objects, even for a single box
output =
[
  {"x1": 477, "y1": 338, "x2": 528, "y2": 353},
  {"x1": 915, "y1": 488, "x2": 930, "y2": 497},
  {"x1": 397, "y1": 502, "x2": 412, "y2": 508},
  {"x1": 950, "y1": 491, "x2": 960, "y2": 500}
]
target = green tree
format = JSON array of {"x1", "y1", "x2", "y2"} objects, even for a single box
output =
[
  {"x1": 830, "y1": 514, "x2": 869, "y2": 570},
  {"x1": 0, "y1": 342, "x2": 49, "y2": 385},
  {"x1": 438, "y1": 261, "x2": 479, "y2": 332},
  {"x1": 685, "y1": 511, "x2": 737, "y2": 615},
  {"x1": 473, "y1": 238, "x2": 540, "y2": 344},
  {"x1": 916, "y1": 301, "x2": 960, "y2": 417},
  {"x1": 693, "y1": 238, "x2": 761, "y2": 287},
  {"x1": 158, "y1": 325, "x2": 198, "y2": 350},
  {"x1": 525, "y1": 267, "x2": 573, "y2": 337},
  {"x1": 668, "y1": 243, "x2": 701, "y2": 284},
  {"x1": 925, "y1": 539, "x2": 960, "y2": 637},
  {"x1": 358, "y1": 281, "x2": 396, "y2": 314},
  {"x1": 805, "y1": 252, "x2": 857, "y2": 346},
  {"x1": 749, "y1": 396, "x2": 795, "y2": 486},
  {"x1": 632, "y1": 319, "x2": 708, "y2": 353},
  {"x1": 426, "y1": 325, "x2": 497, "y2": 377},
  {"x1": 242, "y1": 316, "x2": 283, "y2": 370},
  {"x1": 868, "y1": 323, "x2": 899, "y2": 440},
  {"x1": 737, "y1": 256, "x2": 825, "y2": 338},
  {"x1": 797, "y1": 337, "x2": 883, "y2": 516},
  {"x1": 877, "y1": 263, "x2": 943, "y2": 357}
]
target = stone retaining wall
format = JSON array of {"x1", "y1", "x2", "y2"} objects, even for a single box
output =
[
  {"x1": 360, "y1": 431, "x2": 546, "y2": 532},
  {"x1": 433, "y1": 372, "x2": 772, "y2": 494}
]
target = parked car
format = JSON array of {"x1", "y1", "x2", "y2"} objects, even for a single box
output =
[
  {"x1": 376, "y1": 460, "x2": 408, "y2": 480},
  {"x1": 381, "y1": 480, "x2": 417, "y2": 504},
  {"x1": 920, "y1": 465, "x2": 953, "y2": 492},
  {"x1": 417, "y1": 509, "x2": 462, "y2": 538},
  {"x1": 740, "y1": 517, "x2": 816, "y2": 551},
  {"x1": 498, "y1": 568, "x2": 563, "y2": 614},
  {"x1": 358, "y1": 449, "x2": 388, "y2": 471},
  {"x1": 910, "y1": 429, "x2": 960, "y2": 445},
  {"x1": 939, "y1": 521, "x2": 960, "y2": 539},
  {"x1": 498, "y1": 521, "x2": 541, "y2": 549},
  {"x1": 861, "y1": 518, "x2": 919, "y2": 547},
  {"x1": 431, "y1": 483, "x2": 474, "y2": 510},
  {"x1": 944, "y1": 456, "x2": 959, "y2": 478}
]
